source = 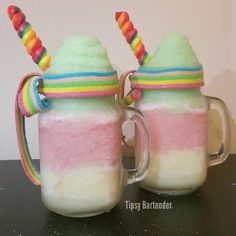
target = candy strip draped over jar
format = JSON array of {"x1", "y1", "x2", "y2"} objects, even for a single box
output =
[
  {"x1": 120, "y1": 66, "x2": 204, "y2": 106},
  {"x1": 15, "y1": 71, "x2": 119, "y2": 185},
  {"x1": 18, "y1": 71, "x2": 118, "y2": 117}
]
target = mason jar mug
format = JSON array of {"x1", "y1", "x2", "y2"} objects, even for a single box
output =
[
  {"x1": 119, "y1": 69, "x2": 230, "y2": 195},
  {"x1": 15, "y1": 71, "x2": 150, "y2": 217}
]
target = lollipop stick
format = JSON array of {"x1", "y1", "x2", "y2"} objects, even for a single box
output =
[
  {"x1": 7, "y1": 5, "x2": 51, "y2": 71},
  {"x1": 115, "y1": 11, "x2": 150, "y2": 65}
]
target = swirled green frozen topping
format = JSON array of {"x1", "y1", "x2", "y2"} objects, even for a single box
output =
[
  {"x1": 143, "y1": 32, "x2": 201, "y2": 69},
  {"x1": 47, "y1": 34, "x2": 113, "y2": 73}
]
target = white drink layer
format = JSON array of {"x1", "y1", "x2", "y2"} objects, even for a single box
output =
[
  {"x1": 41, "y1": 165, "x2": 122, "y2": 216},
  {"x1": 39, "y1": 97, "x2": 122, "y2": 127},
  {"x1": 136, "y1": 89, "x2": 208, "y2": 113},
  {"x1": 142, "y1": 150, "x2": 207, "y2": 190}
]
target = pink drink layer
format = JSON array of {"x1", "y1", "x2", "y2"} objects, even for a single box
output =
[
  {"x1": 136, "y1": 107, "x2": 208, "y2": 192},
  {"x1": 143, "y1": 109, "x2": 207, "y2": 153},
  {"x1": 39, "y1": 117, "x2": 122, "y2": 172}
]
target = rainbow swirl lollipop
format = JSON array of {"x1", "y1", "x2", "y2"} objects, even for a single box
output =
[
  {"x1": 115, "y1": 11, "x2": 150, "y2": 65},
  {"x1": 7, "y1": 5, "x2": 51, "y2": 71}
]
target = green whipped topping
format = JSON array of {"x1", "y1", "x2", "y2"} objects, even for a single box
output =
[
  {"x1": 47, "y1": 34, "x2": 113, "y2": 74},
  {"x1": 142, "y1": 32, "x2": 201, "y2": 69}
]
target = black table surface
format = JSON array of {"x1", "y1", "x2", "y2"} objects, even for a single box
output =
[{"x1": 1, "y1": 155, "x2": 236, "y2": 236}]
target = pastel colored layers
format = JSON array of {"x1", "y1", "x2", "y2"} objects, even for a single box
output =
[
  {"x1": 39, "y1": 108, "x2": 122, "y2": 215},
  {"x1": 136, "y1": 108, "x2": 207, "y2": 192}
]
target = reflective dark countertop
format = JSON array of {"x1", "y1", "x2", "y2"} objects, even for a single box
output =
[{"x1": 0, "y1": 155, "x2": 236, "y2": 236}]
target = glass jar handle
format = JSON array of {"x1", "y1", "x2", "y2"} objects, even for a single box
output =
[
  {"x1": 118, "y1": 70, "x2": 134, "y2": 106},
  {"x1": 118, "y1": 70, "x2": 141, "y2": 107},
  {"x1": 207, "y1": 96, "x2": 231, "y2": 166},
  {"x1": 123, "y1": 107, "x2": 150, "y2": 185},
  {"x1": 119, "y1": 71, "x2": 140, "y2": 149}
]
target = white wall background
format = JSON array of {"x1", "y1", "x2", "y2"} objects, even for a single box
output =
[{"x1": 0, "y1": 0, "x2": 235, "y2": 160}]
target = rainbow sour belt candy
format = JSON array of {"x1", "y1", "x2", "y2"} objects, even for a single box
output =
[
  {"x1": 17, "y1": 71, "x2": 119, "y2": 117},
  {"x1": 131, "y1": 66, "x2": 204, "y2": 89}
]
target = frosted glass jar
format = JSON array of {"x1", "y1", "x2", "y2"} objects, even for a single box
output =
[
  {"x1": 38, "y1": 97, "x2": 149, "y2": 217},
  {"x1": 16, "y1": 86, "x2": 149, "y2": 217},
  {"x1": 119, "y1": 71, "x2": 230, "y2": 195},
  {"x1": 135, "y1": 89, "x2": 230, "y2": 195}
]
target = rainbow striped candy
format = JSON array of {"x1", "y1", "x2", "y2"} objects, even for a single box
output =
[
  {"x1": 15, "y1": 73, "x2": 43, "y2": 185},
  {"x1": 7, "y1": 5, "x2": 51, "y2": 71},
  {"x1": 17, "y1": 74, "x2": 50, "y2": 117},
  {"x1": 115, "y1": 11, "x2": 150, "y2": 65},
  {"x1": 17, "y1": 71, "x2": 119, "y2": 117},
  {"x1": 122, "y1": 89, "x2": 141, "y2": 106},
  {"x1": 131, "y1": 66, "x2": 204, "y2": 89},
  {"x1": 41, "y1": 71, "x2": 119, "y2": 99},
  {"x1": 118, "y1": 71, "x2": 141, "y2": 106}
]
